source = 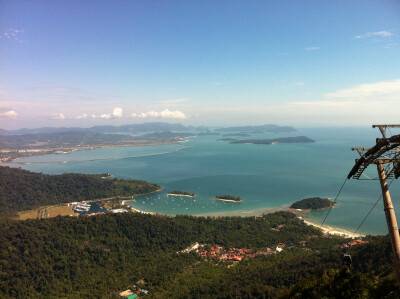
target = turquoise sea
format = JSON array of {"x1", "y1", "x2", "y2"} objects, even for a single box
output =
[{"x1": 11, "y1": 127, "x2": 400, "y2": 235}]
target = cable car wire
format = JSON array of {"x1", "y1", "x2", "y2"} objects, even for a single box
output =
[
  {"x1": 320, "y1": 177, "x2": 348, "y2": 227},
  {"x1": 351, "y1": 177, "x2": 395, "y2": 237}
]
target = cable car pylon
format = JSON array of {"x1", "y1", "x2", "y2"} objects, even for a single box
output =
[{"x1": 348, "y1": 124, "x2": 400, "y2": 281}]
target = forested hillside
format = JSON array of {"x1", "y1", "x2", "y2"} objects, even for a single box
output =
[
  {"x1": 0, "y1": 166, "x2": 160, "y2": 216},
  {"x1": 0, "y1": 212, "x2": 398, "y2": 298},
  {"x1": 290, "y1": 197, "x2": 334, "y2": 210},
  {"x1": 1, "y1": 166, "x2": 399, "y2": 298}
]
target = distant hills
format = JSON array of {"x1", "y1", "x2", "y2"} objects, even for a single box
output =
[
  {"x1": 0, "y1": 122, "x2": 194, "y2": 136},
  {"x1": 0, "y1": 122, "x2": 296, "y2": 136},
  {"x1": 0, "y1": 131, "x2": 137, "y2": 150},
  {"x1": 0, "y1": 130, "x2": 197, "y2": 150},
  {"x1": 0, "y1": 122, "x2": 306, "y2": 152}
]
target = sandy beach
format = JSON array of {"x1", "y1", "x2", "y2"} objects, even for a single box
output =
[
  {"x1": 122, "y1": 199, "x2": 157, "y2": 215},
  {"x1": 191, "y1": 205, "x2": 365, "y2": 238},
  {"x1": 3, "y1": 145, "x2": 190, "y2": 166},
  {"x1": 130, "y1": 206, "x2": 155, "y2": 215},
  {"x1": 299, "y1": 217, "x2": 365, "y2": 238}
]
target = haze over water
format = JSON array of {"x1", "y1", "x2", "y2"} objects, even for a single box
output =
[{"x1": 14, "y1": 127, "x2": 400, "y2": 235}]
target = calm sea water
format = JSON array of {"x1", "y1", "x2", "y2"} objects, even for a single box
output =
[{"x1": 12, "y1": 127, "x2": 400, "y2": 235}]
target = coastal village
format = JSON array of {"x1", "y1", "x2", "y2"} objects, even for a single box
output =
[
  {"x1": 180, "y1": 242, "x2": 286, "y2": 262},
  {"x1": 180, "y1": 237, "x2": 370, "y2": 264},
  {"x1": 116, "y1": 238, "x2": 371, "y2": 298}
]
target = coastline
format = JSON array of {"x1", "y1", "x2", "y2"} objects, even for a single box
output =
[
  {"x1": 122, "y1": 200, "x2": 158, "y2": 215},
  {"x1": 4, "y1": 145, "x2": 190, "y2": 165},
  {"x1": 299, "y1": 217, "x2": 365, "y2": 238},
  {"x1": 129, "y1": 206, "x2": 156, "y2": 215},
  {"x1": 172, "y1": 203, "x2": 366, "y2": 238},
  {"x1": 121, "y1": 187, "x2": 163, "y2": 215}
]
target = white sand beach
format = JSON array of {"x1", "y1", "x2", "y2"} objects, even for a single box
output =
[{"x1": 300, "y1": 217, "x2": 365, "y2": 238}]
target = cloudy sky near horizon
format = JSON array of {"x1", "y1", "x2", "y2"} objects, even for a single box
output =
[{"x1": 1, "y1": 1, "x2": 400, "y2": 129}]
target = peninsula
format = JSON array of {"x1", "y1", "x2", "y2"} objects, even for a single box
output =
[
  {"x1": 0, "y1": 166, "x2": 160, "y2": 218},
  {"x1": 212, "y1": 195, "x2": 243, "y2": 202}
]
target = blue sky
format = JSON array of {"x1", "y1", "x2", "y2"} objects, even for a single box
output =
[{"x1": 1, "y1": 0, "x2": 399, "y2": 129}]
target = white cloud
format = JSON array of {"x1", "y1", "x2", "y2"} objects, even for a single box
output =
[
  {"x1": 324, "y1": 79, "x2": 400, "y2": 99},
  {"x1": 147, "y1": 111, "x2": 160, "y2": 118},
  {"x1": 75, "y1": 113, "x2": 88, "y2": 119},
  {"x1": 0, "y1": 110, "x2": 18, "y2": 119},
  {"x1": 1, "y1": 28, "x2": 26, "y2": 43},
  {"x1": 131, "y1": 109, "x2": 188, "y2": 119},
  {"x1": 355, "y1": 31, "x2": 392, "y2": 39},
  {"x1": 305, "y1": 47, "x2": 320, "y2": 51},
  {"x1": 91, "y1": 114, "x2": 97, "y2": 119},
  {"x1": 97, "y1": 108, "x2": 123, "y2": 119},
  {"x1": 112, "y1": 107, "x2": 123, "y2": 118},
  {"x1": 100, "y1": 114, "x2": 112, "y2": 119},
  {"x1": 160, "y1": 109, "x2": 187, "y2": 119},
  {"x1": 49, "y1": 113, "x2": 66, "y2": 120}
]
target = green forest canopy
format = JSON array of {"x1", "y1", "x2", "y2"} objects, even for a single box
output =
[
  {"x1": 290, "y1": 197, "x2": 334, "y2": 210},
  {"x1": 0, "y1": 212, "x2": 398, "y2": 298},
  {"x1": 0, "y1": 166, "x2": 160, "y2": 217},
  {"x1": 0, "y1": 166, "x2": 398, "y2": 297}
]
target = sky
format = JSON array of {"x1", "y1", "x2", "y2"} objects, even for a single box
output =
[{"x1": 0, "y1": 0, "x2": 400, "y2": 129}]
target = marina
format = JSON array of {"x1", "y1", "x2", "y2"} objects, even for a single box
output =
[{"x1": 68, "y1": 202, "x2": 108, "y2": 215}]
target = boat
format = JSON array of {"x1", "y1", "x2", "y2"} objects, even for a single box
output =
[{"x1": 75, "y1": 205, "x2": 90, "y2": 211}]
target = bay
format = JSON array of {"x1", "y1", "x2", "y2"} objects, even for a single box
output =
[{"x1": 11, "y1": 127, "x2": 400, "y2": 235}]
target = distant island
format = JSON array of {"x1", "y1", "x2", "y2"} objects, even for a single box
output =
[
  {"x1": 196, "y1": 132, "x2": 220, "y2": 136},
  {"x1": 217, "y1": 138, "x2": 238, "y2": 142},
  {"x1": 212, "y1": 195, "x2": 243, "y2": 202},
  {"x1": 0, "y1": 123, "x2": 302, "y2": 163},
  {"x1": 290, "y1": 197, "x2": 334, "y2": 210},
  {"x1": 140, "y1": 131, "x2": 194, "y2": 140},
  {"x1": 167, "y1": 190, "x2": 196, "y2": 197},
  {"x1": 230, "y1": 136, "x2": 315, "y2": 145},
  {"x1": 222, "y1": 133, "x2": 251, "y2": 137},
  {"x1": 216, "y1": 124, "x2": 296, "y2": 134}
]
